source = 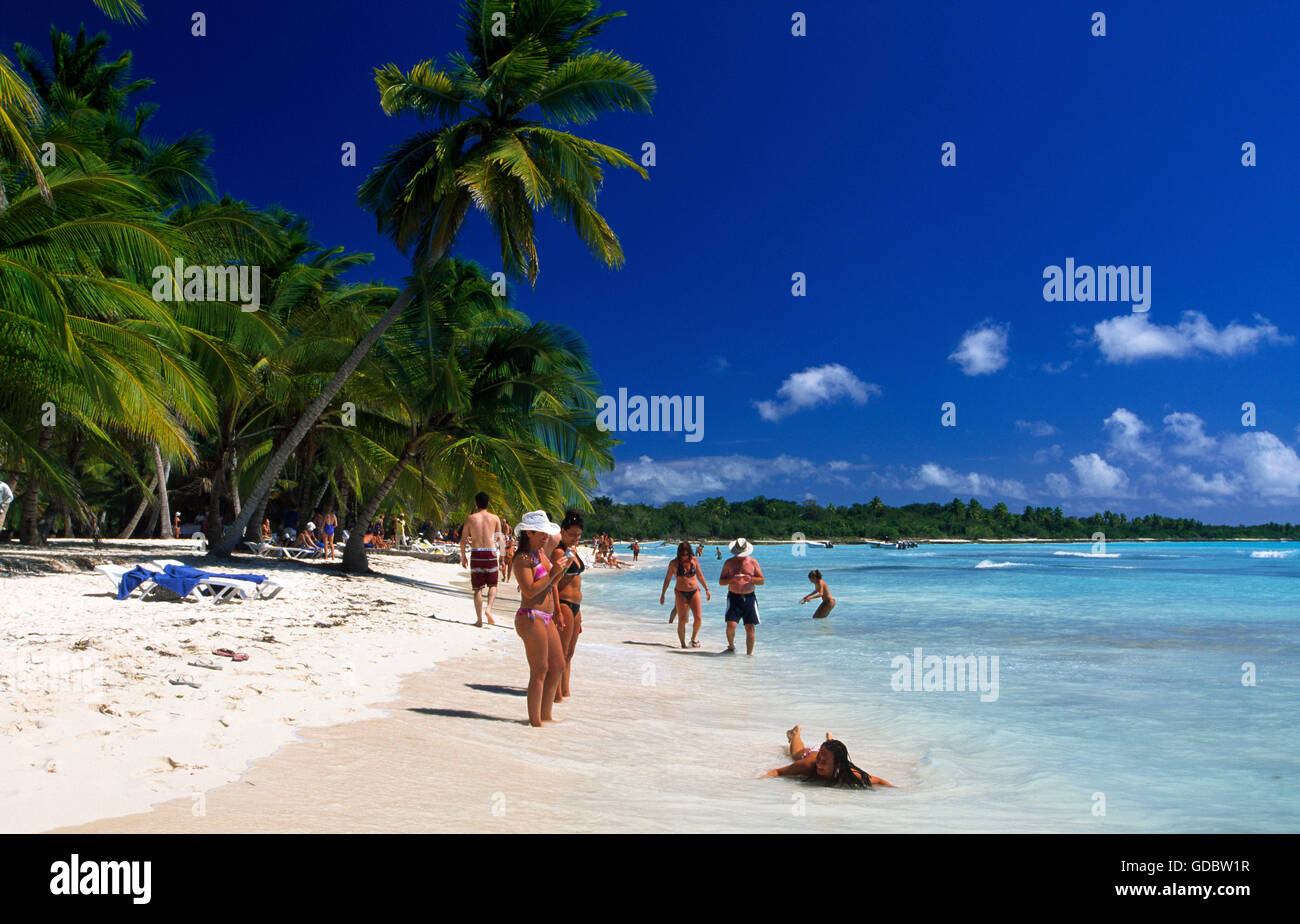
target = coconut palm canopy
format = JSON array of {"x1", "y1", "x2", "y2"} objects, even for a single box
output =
[{"x1": 0, "y1": 1, "x2": 649, "y2": 560}]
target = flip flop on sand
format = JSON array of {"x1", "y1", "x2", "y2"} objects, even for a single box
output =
[
  {"x1": 188, "y1": 658, "x2": 223, "y2": 670},
  {"x1": 212, "y1": 648, "x2": 249, "y2": 661},
  {"x1": 691, "y1": 640, "x2": 701, "y2": 648},
  {"x1": 168, "y1": 675, "x2": 201, "y2": 688}
]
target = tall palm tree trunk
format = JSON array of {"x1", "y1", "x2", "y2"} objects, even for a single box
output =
[
  {"x1": 152, "y1": 443, "x2": 171, "y2": 540},
  {"x1": 341, "y1": 437, "x2": 420, "y2": 573},
  {"x1": 215, "y1": 272, "x2": 429, "y2": 556}
]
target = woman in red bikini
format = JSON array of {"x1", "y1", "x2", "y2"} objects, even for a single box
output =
[
  {"x1": 512, "y1": 511, "x2": 575, "y2": 726},
  {"x1": 659, "y1": 541, "x2": 710, "y2": 648}
]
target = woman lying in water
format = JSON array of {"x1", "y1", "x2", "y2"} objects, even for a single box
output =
[{"x1": 764, "y1": 725, "x2": 893, "y2": 788}]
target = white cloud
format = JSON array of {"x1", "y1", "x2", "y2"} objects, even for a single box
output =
[
  {"x1": 1162, "y1": 412, "x2": 1217, "y2": 458},
  {"x1": 601, "y1": 454, "x2": 827, "y2": 504},
  {"x1": 1070, "y1": 453, "x2": 1130, "y2": 496},
  {"x1": 1045, "y1": 472, "x2": 1072, "y2": 496},
  {"x1": 1093, "y1": 311, "x2": 1291, "y2": 364},
  {"x1": 1033, "y1": 444, "x2": 1063, "y2": 464},
  {"x1": 754, "y1": 364, "x2": 881, "y2": 422},
  {"x1": 949, "y1": 321, "x2": 1010, "y2": 375},
  {"x1": 1221, "y1": 432, "x2": 1300, "y2": 497},
  {"x1": 1042, "y1": 361, "x2": 1072, "y2": 374},
  {"x1": 1015, "y1": 419, "x2": 1057, "y2": 438},
  {"x1": 1167, "y1": 464, "x2": 1236, "y2": 497},
  {"x1": 912, "y1": 463, "x2": 1028, "y2": 498},
  {"x1": 1104, "y1": 408, "x2": 1159, "y2": 461}
]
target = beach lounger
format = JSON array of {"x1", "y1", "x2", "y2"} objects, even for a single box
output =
[
  {"x1": 96, "y1": 563, "x2": 165, "y2": 600},
  {"x1": 278, "y1": 544, "x2": 322, "y2": 560},
  {"x1": 151, "y1": 559, "x2": 284, "y2": 600}
]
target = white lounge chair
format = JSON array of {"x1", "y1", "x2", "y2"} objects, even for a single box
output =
[
  {"x1": 152, "y1": 558, "x2": 285, "y2": 600},
  {"x1": 95, "y1": 563, "x2": 164, "y2": 600},
  {"x1": 149, "y1": 559, "x2": 269, "y2": 602}
]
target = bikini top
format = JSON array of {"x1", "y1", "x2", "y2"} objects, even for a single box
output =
[
  {"x1": 531, "y1": 552, "x2": 550, "y2": 579},
  {"x1": 563, "y1": 546, "x2": 585, "y2": 575},
  {"x1": 677, "y1": 557, "x2": 696, "y2": 578}
]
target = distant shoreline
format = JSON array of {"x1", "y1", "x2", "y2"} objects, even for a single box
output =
[{"x1": 625, "y1": 536, "x2": 1296, "y2": 545}]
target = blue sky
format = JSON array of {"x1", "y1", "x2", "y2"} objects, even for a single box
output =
[{"x1": 7, "y1": 1, "x2": 1300, "y2": 522}]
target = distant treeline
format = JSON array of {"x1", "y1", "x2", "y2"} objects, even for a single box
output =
[{"x1": 583, "y1": 496, "x2": 1300, "y2": 541}]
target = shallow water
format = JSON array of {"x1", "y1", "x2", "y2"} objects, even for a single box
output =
[{"x1": 557, "y1": 541, "x2": 1300, "y2": 832}]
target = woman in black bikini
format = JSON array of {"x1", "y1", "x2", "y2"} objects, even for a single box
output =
[
  {"x1": 660, "y1": 541, "x2": 710, "y2": 648},
  {"x1": 551, "y1": 510, "x2": 585, "y2": 700}
]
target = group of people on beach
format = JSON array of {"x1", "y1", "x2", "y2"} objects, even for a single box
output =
[
  {"x1": 253, "y1": 507, "x2": 454, "y2": 559},
  {"x1": 458, "y1": 497, "x2": 587, "y2": 727},
  {"x1": 653, "y1": 540, "x2": 883, "y2": 786},
  {"x1": 456, "y1": 504, "x2": 887, "y2": 786},
  {"x1": 660, "y1": 540, "x2": 836, "y2": 652}
]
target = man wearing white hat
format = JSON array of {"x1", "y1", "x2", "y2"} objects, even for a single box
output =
[{"x1": 718, "y1": 537, "x2": 765, "y2": 654}]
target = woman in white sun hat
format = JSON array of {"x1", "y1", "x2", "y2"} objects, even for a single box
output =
[{"x1": 512, "y1": 511, "x2": 578, "y2": 726}]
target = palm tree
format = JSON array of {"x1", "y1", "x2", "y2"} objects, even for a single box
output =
[
  {"x1": 0, "y1": 3, "x2": 146, "y2": 210},
  {"x1": 215, "y1": 0, "x2": 654, "y2": 554},
  {"x1": 340, "y1": 257, "x2": 612, "y2": 571}
]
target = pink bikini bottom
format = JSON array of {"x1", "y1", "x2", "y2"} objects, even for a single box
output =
[{"x1": 516, "y1": 607, "x2": 553, "y2": 625}]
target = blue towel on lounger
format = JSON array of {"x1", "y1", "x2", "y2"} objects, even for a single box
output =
[
  {"x1": 116, "y1": 565, "x2": 158, "y2": 600},
  {"x1": 151, "y1": 564, "x2": 268, "y2": 598}
]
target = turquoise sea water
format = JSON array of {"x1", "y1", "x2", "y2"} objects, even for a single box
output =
[{"x1": 563, "y1": 541, "x2": 1299, "y2": 832}]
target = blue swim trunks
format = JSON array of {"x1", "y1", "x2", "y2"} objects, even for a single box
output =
[{"x1": 724, "y1": 592, "x2": 760, "y2": 625}]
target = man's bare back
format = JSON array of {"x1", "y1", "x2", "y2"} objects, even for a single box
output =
[{"x1": 463, "y1": 509, "x2": 503, "y2": 552}]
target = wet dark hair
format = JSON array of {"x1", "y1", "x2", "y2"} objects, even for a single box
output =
[
  {"x1": 808, "y1": 570, "x2": 823, "y2": 582},
  {"x1": 676, "y1": 541, "x2": 693, "y2": 559},
  {"x1": 561, "y1": 510, "x2": 584, "y2": 530},
  {"x1": 804, "y1": 739, "x2": 873, "y2": 789},
  {"x1": 475, "y1": 492, "x2": 489, "y2": 509}
]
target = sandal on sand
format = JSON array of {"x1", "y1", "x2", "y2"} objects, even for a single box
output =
[
  {"x1": 168, "y1": 675, "x2": 201, "y2": 688},
  {"x1": 188, "y1": 658, "x2": 223, "y2": 670},
  {"x1": 691, "y1": 640, "x2": 701, "y2": 648},
  {"x1": 213, "y1": 649, "x2": 249, "y2": 661}
]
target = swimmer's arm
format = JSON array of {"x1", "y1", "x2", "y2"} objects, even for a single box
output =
[{"x1": 766, "y1": 760, "x2": 812, "y2": 777}]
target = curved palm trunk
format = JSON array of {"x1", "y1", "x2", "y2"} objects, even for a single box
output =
[
  {"x1": 214, "y1": 280, "x2": 424, "y2": 556},
  {"x1": 152, "y1": 443, "x2": 172, "y2": 540},
  {"x1": 118, "y1": 469, "x2": 159, "y2": 538},
  {"x1": 341, "y1": 438, "x2": 420, "y2": 573},
  {"x1": 18, "y1": 426, "x2": 54, "y2": 545}
]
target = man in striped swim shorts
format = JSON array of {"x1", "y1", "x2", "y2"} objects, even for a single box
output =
[{"x1": 460, "y1": 492, "x2": 503, "y2": 628}]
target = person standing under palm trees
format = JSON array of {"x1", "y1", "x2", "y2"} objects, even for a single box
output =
[{"x1": 460, "y1": 492, "x2": 503, "y2": 628}]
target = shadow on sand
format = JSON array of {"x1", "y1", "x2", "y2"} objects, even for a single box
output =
[
  {"x1": 407, "y1": 707, "x2": 529, "y2": 725},
  {"x1": 465, "y1": 683, "x2": 526, "y2": 697}
]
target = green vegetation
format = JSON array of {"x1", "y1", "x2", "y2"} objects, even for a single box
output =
[
  {"x1": 0, "y1": 3, "x2": 646, "y2": 570},
  {"x1": 584, "y1": 495, "x2": 1300, "y2": 542}
]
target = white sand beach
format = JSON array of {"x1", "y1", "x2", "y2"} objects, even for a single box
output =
[{"x1": 0, "y1": 540, "x2": 502, "y2": 833}]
